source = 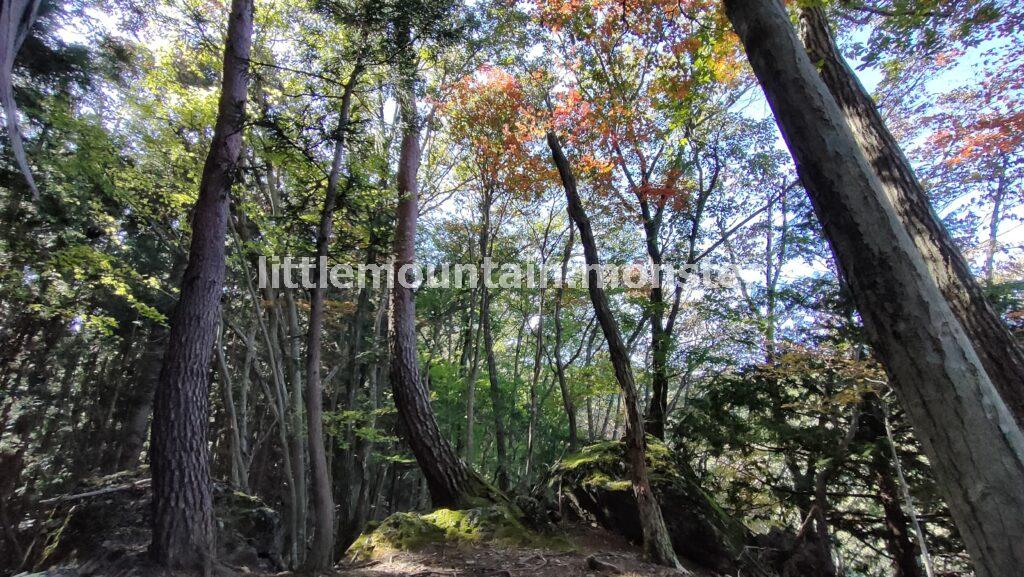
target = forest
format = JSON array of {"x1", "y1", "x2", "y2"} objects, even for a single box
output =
[{"x1": 0, "y1": 0, "x2": 1022, "y2": 576}]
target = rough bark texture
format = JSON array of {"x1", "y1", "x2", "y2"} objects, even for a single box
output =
[
  {"x1": 388, "y1": 24, "x2": 495, "y2": 508},
  {"x1": 547, "y1": 131, "x2": 679, "y2": 568},
  {"x1": 724, "y1": 2, "x2": 1024, "y2": 576},
  {"x1": 149, "y1": 0, "x2": 253, "y2": 568},
  {"x1": 798, "y1": 5, "x2": 1024, "y2": 427}
]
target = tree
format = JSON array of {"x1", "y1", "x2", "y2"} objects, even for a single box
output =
[
  {"x1": 387, "y1": 15, "x2": 497, "y2": 508},
  {"x1": 149, "y1": 0, "x2": 254, "y2": 568},
  {"x1": 797, "y1": 3, "x2": 1024, "y2": 429},
  {"x1": 0, "y1": 0, "x2": 42, "y2": 199},
  {"x1": 547, "y1": 130, "x2": 680, "y2": 568},
  {"x1": 723, "y1": 0, "x2": 1024, "y2": 575},
  {"x1": 302, "y1": 57, "x2": 363, "y2": 571}
]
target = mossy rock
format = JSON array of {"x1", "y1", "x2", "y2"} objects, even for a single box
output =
[
  {"x1": 552, "y1": 438, "x2": 750, "y2": 573},
  {"x1": 346, "y1": 505, "x2": 570, "y2": 560},
  {"x1": 30, "y1": 482, "x2": 282, "y2": 573},
  {"x1": 213, "y1": 487, "x2": 283, "y2": 569}
]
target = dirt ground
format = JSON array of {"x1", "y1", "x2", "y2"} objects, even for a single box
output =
[
  {"x1": 12, "y1": 521, "x2": 707, "y2": 577},
  {"x1": 332, "y1": 523, "x2": 709, "y2": 577}
]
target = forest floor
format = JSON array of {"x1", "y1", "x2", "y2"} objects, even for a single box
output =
[{"x1": 331, "y1": 523, "x2": 707, "y2": 577}]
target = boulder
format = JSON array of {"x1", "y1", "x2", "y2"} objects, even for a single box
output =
[
  {"x1": 25, "y1": 472, "x2": 283, "y2": 574},
  {"x1": 346, "y1": 504, "x2": 570, "y2": 560},
  {"x1": 550, "y1": 439, "x2": 749, "y2": 573}
]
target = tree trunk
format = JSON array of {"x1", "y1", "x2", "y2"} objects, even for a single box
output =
[
  {"x1": 215, "y1": 323, "x2": 249, "y2": 492},
  {"x1": 547, "y1": 131, "x2": 680, "y2": 568},
  {"x1": 637, "y1": 197, "x2": 670, "y2": 440},
  {"x1": 797, "y1": 5, "x2": 1024, "y2": 426},
  {"x1": 724, "y1": 2, "x2": 1024, "y2": 575},
  {"x1": 464, "y1": 292, "x2": 481, "y2": 462},
  {"x1": 302, "y1": 62, "x2": 360, "y2": 571},
  {"x1": 478, "y1": 188, "x2": 509, "y2": 489},
  {"x1": 524, "y1": 273, "x2": 546, "y2": 481},
  {"x1": 388, "y1": 22, "x2": 496, "y2": 508},
  {"x1": 983, "y1": 155, "x2": 1006, "y2": 287},
  {"x1": 119, "y1": 325, "x2": 165, "y2": 470},
  {"x1": 282, "y1": 289, "x2": 308, "y2": 558},
  {"x1": 0, "y1": 0, "x2": 43, "y2": 199},
  {"x1": 552, "y1": 225, "x2": 579, "y2": 449},
  {"x1": 149, "y1": 0, "x2": 253, "y2": 568}
]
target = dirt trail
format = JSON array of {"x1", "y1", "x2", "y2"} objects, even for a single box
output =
[{"x1": 335, "y1": 523, "x2": 707, "y2": 577}]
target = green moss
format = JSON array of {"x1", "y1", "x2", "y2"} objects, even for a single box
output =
[
  {"x1": 552, "y1": 437, "x2": 751, "y2": 570},
  {"x1": 346, "y1": 505, "x2": 571, "y2": 560},
  {"x1": 38, "y1": 505, "x2": 77, "y2": 567}
]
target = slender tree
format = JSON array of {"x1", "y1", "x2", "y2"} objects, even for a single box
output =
[
  {"x1": 547, "y1": 130, "x2": 680, "y2": 568},
  {"x1": 149, "y1": 0, "x2": 254, "y2": 568},
  {"x1": 303, "y1": 60, "x2": 362, "y2": 570}
]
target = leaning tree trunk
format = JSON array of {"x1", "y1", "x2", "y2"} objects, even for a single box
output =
[
  {"x1": 723, "y1": 2, "x2": 1024, "y2": 576},
  {"x1": 149, "y1": 0, "x2": 253, "y2": 569},
  {"x1": 388, "y1": 22, "x2": 497, "y2": 508},
  {"x1": 798, "y1": 5, "x2": 1024, "y2": 427},
  {"x1": 547, "y1": 131, "x2": 680, "y2": 569},
  {"x1": 0, "y1": 0, "x2": 42, "y2": 199}
]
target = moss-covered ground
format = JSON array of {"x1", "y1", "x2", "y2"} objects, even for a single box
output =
[{"x1": 346, "y1": 504, "x2": 571, "y2": 560}]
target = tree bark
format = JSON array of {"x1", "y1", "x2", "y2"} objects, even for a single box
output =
[
  {"x1": 464, "y1": 290, "x2": 481, "y2": 462},
  {"x1": 547, "y1": 131, "x2": 680, "y2": 568},
  {"x1": 388, "y1": 22, "x2": 496, "y2": 508},
  {"x1": 302, "y1": 62, "x2": 360, "y2": 571},
  {"x1": 479, "y1": 190, "x2": 510, "y2": 490},
  {"x1": 215, "y1": 323, "x2": 248, "y2": 492},
  {"x1": 797, "y1": 5, "x2": 1024, "y2": 426},
  {"x1": 524, "y1": 285, "x2": 544, "y2": 480},
  {"x1": 0, "y1": 0, "x2": 42, "y2": 199},
  {"x1": 724, "y1": 2, "x2": 1024, "y2": 575},
  {"x1": 552, "y1": 225, "x2": 579, "y2": 449},
  {"x1": 149, "y1": 0, "x2": 253, "y2": 568}
]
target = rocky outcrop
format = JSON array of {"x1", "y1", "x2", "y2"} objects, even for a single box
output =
[
  {"x1": 20, "y1": 471, "x2": 282, "y2": 574},
  {"x1": 550, "y1": 439, "x2": 750, "y2": 574},
  {"x1": 346, "y1": 504, "x2": 570, "y2": 560}
]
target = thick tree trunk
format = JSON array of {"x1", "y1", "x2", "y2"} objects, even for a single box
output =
[
  {"x1": 724, "y1": 2, "x2": 1024, "y2": 575},
  {"x1": 547, "y1": 131, "x2": 680, "y2": 568},
  {"x1": 149, "y1": 0, "x2": 253, "y2": 568},
  {"x1": 388, "y1": 24, "x2": 495, "y2": 508},
  {"x1": 797, "y1": 5, "x2": 1024, "y2": 426}
]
